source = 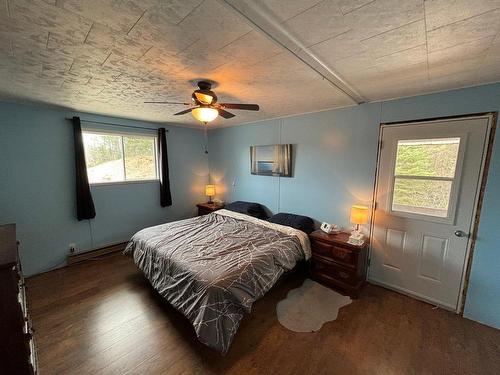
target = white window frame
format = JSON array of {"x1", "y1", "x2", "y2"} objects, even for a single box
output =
[
  {"x1": 386, "y1": 133, "x2": 468, "y2": 225},
  {"x1": 82, "y1": 129, "x2": 159, "y2": 186}
]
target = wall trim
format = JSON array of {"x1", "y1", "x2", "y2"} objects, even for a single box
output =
[{"x1": 459, "y1": 112, "x2": 498, "y2": 313}]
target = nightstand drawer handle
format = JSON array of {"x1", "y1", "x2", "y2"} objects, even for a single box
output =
[
  {"x1": 338, "y1": 271, "x2": 350, "y2": 279},
  {"x1": 334, "y1": 249, "x2": 348, "y2": 259}
]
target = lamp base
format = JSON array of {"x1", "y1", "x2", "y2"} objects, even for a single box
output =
[{"x1": 348, "y1": 230, "x2": 365, "y2": 246}]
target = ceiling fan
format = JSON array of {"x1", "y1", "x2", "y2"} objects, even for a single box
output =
[{"x1": 145, "y1": 81, "x2": 260, "y2": 124}]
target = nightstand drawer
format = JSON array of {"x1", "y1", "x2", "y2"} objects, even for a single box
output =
[
  {"x1": 311, "y1": 258, "x2": 357, "y2": 285},
  {"x1": 311, "y1": 239, "x2": 356, "y2": 267}
]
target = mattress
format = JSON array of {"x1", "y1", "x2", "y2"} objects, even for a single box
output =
[{"x1": 124, "y1": 209, "x2": 310, "y2": 354}]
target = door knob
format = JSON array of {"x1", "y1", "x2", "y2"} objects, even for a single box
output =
[{"x1": 454, "y1": 230, "x2": 469, "y2": 238}]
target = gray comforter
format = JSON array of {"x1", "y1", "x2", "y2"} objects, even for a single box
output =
[{"x1": 124, "y1": 209, "x2": 309, "y2": 354}]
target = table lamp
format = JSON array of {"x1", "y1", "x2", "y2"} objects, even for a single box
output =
[
  {"x1": 205, "y1": 184, "x2": 215, "y2": 203},
  {"x1": 348, "y1": 205, "x2": 368, "y2": 245}
]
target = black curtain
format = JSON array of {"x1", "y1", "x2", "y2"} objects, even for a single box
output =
[
  {"x1": 72, "y1": 116, "x2": 96, "y2": 220},
  {"x1": 158, "y1": 128, "x2": 172, "y2": 207}
]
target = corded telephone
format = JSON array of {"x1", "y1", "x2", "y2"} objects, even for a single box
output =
[{"x1": 320, "y1": 222, "x2": 340, "y2": 234}]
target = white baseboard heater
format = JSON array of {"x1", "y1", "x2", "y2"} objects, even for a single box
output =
[{"x1": 67, "y1": 241, "x2": 128, "y2": 265}]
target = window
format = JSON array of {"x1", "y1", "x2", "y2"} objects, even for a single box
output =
[
  {"x1": 82, "y1": 131, "x2": 158, "y2": 184},
  {"x1": 391, "y1": 138, "x2": 461, "y2": 218}
]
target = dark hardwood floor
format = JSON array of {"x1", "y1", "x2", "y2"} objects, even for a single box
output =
[{"x1": 26, "y1": 253, "x2": 500, "y2": 375}]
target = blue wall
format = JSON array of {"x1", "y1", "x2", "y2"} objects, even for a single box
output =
[
  {"x1": 0, "y1": 102, "x2": 209, "y2": 276},
  {"x1": 208, "y1": 105, "x2": 381, "y2": 223},
  {"x1": 208, "y1": 83, "x2": 500, "y2": 329}
]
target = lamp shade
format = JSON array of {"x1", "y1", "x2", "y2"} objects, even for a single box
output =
[
  {"x1": 192, "y1": 107, "x2": 218, "y2": 123},
  {"x1": 205, "y1": 184, "x2": 215, "y2": 197},
  {"x1": 350, "y1": 205, "x2": 368, "y2": 225}
]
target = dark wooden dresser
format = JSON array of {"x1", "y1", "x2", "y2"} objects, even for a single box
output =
[
  {"x1": 0, "y1": 224, "x2": 37, "y2": 374},
  {"x1": 196, "y1": 202, "x2": 224, "y2": 216},
  {"x1": 309, "y1": 230, "x2": 369, "y2": 298}
]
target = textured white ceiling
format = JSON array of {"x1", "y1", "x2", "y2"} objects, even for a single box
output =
[{"x1": 0, "y1": 0, "x2": 499, "y2": 127}]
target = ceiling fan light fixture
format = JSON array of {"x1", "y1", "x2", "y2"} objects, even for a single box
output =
[
  {"x1": 145, "y1": 80, "x2": 259, "y2": 123},
  {"x1": 192, "y1": 107, "x2": 219, "y2": 123},
  {"x1": 194, "y1": 91, "x2": 215, "y2": 105}
]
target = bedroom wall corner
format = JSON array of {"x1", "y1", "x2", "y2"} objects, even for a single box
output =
[
  {"x1": 0, "y1": 101, "x2": 209, "y2": 276},
  {"x1": 208, "y1": 119, "x2": 282, "y2": 213}
]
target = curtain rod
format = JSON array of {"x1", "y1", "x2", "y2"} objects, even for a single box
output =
[{"x1": 65, "y1": 118, "x2": 168, "y2": 132}]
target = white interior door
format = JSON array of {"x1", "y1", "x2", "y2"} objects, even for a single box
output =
[{"x1": 369, "y1": 115, "x2": 491, "y2": 310}]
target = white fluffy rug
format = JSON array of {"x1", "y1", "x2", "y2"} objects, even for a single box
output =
[{"x1": 276, "y1": 279, "x2": 352, "y2": 332}]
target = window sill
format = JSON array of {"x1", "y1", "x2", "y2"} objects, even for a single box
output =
[{"x1": 90, "y1": 179, "x2": 159, "y2": 187}]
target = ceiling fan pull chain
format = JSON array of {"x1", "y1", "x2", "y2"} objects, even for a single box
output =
[{"x1": 204, "y1": 126, "x2": 208, "y2": 154}]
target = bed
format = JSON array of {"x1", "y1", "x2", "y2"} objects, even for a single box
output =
[{"x1": 124, "y1": 208, "x2": 311, "y2": 354}]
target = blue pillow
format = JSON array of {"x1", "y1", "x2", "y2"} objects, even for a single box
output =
[
  {"x1": 268, "y1": 213, "x2": 314, "y2": 234},
  {"x1": 225, "y1": 201, "x2": 268, "y2": 220}
]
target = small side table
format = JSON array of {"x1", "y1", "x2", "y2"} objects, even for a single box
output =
[
  {"x1": 196, "y1": 202, "x2": 224, "y2": 216},
  {"x1": 309, "y1": 230, "x2": 369, "y2": 298}
]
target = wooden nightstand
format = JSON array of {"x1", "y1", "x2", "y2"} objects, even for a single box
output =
[
  {"x1": 196, "y1": 202, "x2": 224, "y2": 216},
  {"x1": 309, "y1": 230, "x2": 369, "y2": 298}
]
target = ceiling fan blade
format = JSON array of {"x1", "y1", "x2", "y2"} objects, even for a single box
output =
[
  {"x1": 219, "y1": 103, "x2": 259, "y2": 111},
  {"x1": 174, "y1": 108, "x2": 195, "y2": 116},
  {"x1": 144, "y1": 101, "x2": 191, "y2": 105},
  {"x1": 218, "y1": 109, "x2": 236, "y2": 119}
]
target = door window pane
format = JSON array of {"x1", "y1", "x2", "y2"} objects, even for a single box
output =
[
  {"x1": 83, "y1": 133, "x2": 124, "y2": 183},
  {"x1": 391, "y1": 137, "x2": 461, "y2": 218},
  {"x1": 395, "y1": 138, "x2": 460, "y2": 178},
  {"x1": 392, "y1": 178, "x2": 452, "y2": 218},
  {"x1": 123, "y1": 136, "x2": 157, "y2": 180}
]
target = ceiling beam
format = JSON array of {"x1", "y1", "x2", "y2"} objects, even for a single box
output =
[{"x1": 220, "y1": 0, "x2": 366, "y2": 105}]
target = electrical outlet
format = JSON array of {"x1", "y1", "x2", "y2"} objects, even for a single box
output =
[{"x1": 69, "y1": 243, "x2": 76, "y2": 254}]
